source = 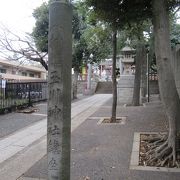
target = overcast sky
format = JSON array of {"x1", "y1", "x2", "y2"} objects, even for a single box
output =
[
  {"x1": 0, "y1": 0, "x2": 179, "y2": 33},
  {"x1": 0, "y1": 0, "x2": 48, "y2": 33}
]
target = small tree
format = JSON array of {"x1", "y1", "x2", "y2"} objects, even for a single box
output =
[
  {"x1": 85, "y1": 0, "x2": 148, "y2": 121},
  {"x1": 111, "y1": 29, "x2": 117, "y2": 122}
]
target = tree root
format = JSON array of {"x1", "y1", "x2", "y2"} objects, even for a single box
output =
[
  {"x1": 145, "y1": 135, "x2": 167, "y2": 157},
  {"x1": 147, "y1": 134, "x2": 167, "y2": 144},
  {"x1": 176, "y1": 161, "x2": 180, "y2": 168},
  {"x1": 142, "y1": 134, "x2": 179, "y2": 168}
]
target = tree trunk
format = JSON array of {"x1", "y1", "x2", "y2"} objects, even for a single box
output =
[
  {"x1": 48, "y1": 1, "x2": 72, "y2": 179},
  {"x1": 73, "y1": 69, "x2": 78, "y2": 99},
  {"x1": 40, "y1": 58, "x2": 48, "y2": 71},
  {"x1": 111, "y1": 29, "x2": 117, "y2": 123},
  {"x1": 141, "y1": 45, "x2": 147, "y2": 98},
  {"x1": 132, "y1": 42, "x2": 143, "y2": 106},
  {"x1": 152, "y1": 0, "x2": 180, "y2": 162},
  {"x1": 87, "y1": 63, "x2": 92, "y2": 90}
]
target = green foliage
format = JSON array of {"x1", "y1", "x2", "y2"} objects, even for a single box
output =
[
  {"x1": 73, "y1": 1, "x2": 112, "y2": 68},
  {"x1": 32, "y1": 0, "x2": 112, "y2": 72},
  {"x1": 32, "y1": 2, "x2": 49, "y2": 52},
  {"x1": 32, "y1": 1, "x2": 87, "y2": 70},
  {"x1": 85, "y1": 0, "x2": 153, "y2": 28},
  {"x1": 170, "y1": 20, "x2": 180, "y2": 46},
  {"x1": 82, "y1": 24, "x2": 111, "y2": 63},
  {"x1": 72, "y1": 38, "x2": 87, "y2": 72},
  {"x1": 84, "y1": 0, "x2": 153, "y2": 64},
  {"x1": 85, "y1": 0, "x2": 179, "y2": 30},
  {"x1": 32, "y1": 1, "x2": 82, "y2": 53}
]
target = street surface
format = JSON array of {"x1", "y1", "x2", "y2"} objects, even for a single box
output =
[{"x1": 0, "y1": 94, "x2": 112, "y2": 180}]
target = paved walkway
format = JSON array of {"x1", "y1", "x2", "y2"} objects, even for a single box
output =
[
  {"x1": 1, "y1": 94, "x2": 180, "y2": 180},
  {"x1": 20, "y1": 98, "x2": 180, "y2": 180},
  {"x1": 0, "y1": 94, "x2": 112, "y2": 180}
]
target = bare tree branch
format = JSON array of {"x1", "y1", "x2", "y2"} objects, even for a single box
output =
[
  {"x1": 0, "y1": 26, "x2": 48, "y2": 70},
  {"x1": 173, "y1": 7, "x2": 180, "y2": 16}
]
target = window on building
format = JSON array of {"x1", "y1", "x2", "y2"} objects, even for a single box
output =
[
  {"x1": 22, "y1": 72, "x2": 27, "y2": 76},
  {"x1": 12, "y1": 70, "x2": 16, "y2": 74},
  {"x1": 29, "y1": 73, "x2": 34, "y2": 77},
  {"x1": 0, "y1": 68, "x2": 7, "y2": 74}
]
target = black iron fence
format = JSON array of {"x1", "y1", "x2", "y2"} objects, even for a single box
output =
[
  {"x1": 0, "y1": 81, "x2": 48, "y2": 113},
  {"x1": 149, "y1": 72, "x2": 158, "y2": 81}
]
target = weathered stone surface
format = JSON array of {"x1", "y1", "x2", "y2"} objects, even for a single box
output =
[
  {"x1": 117, "y1": 75, "x2": 134, "y2": 104},
  {"x1": 48, "y1": 1, "x2": 72, "y2": 179}
]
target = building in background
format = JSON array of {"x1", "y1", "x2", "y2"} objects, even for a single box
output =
[{"x1": 0, "y1": 59, "x2": 47, "y2": 82}]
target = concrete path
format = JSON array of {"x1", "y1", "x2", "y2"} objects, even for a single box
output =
[
  {"x1": 19, "y1": 97, "x2": 180, "y2": 180},
  {"x1": 0, "y1": 94, "x2": 112, "y2": 180}
]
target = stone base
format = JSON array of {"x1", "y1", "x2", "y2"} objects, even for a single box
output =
[
  {"x1": 141, "y1": 97, "x2": 147, "y2": 103},
  {"x1": 117, "y1": 75, "x2": 134, "y2": 105},
  {"x1": 83, "y1": 89, "x2": 94, "y2": 95}
]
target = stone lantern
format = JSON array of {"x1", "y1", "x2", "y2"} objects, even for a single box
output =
[
  {"x1": 117, "y1": 45, "x2": 136, "y2": 105},
  {"x1": 119, "y1": 46, "x2": 135, "y2": 75}
]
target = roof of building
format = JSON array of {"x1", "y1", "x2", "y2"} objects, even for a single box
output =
[
  {"x1": 0, "y1": 73, "x2": 46, "y2": 82},
  {"x1": 121, "y1": 46, "x2": 135, "y2": 52},
  {"x1": 0, "y1": 59, "x2": 46, "y2": 73}
]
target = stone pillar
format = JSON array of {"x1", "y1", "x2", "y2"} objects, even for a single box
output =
[
  {"x1": 48, "y1": 0, "x2": 72, "y2": 179},
  {"x1": 120, "y1": 59, "x2": 123, "y2": 75},
  {"x1": 87, "y1": 63, "x2": 92, "y2": 90},
  {"x1": 100, "y1": 63, "x2": 103, "y2": 79}
]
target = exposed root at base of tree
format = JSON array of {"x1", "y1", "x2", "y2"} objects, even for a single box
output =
[{"x1": 139, "y1": 134, "x2": 180, "y2": 168}]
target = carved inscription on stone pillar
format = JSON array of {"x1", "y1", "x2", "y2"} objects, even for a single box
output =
[
  {"x1": 48, "y1": 106, "x2": 62, "y2": 120},
  {"x1": 48, "y1": 157, "x2": 59, "y2": 170},
  {"x1": 48, "y1": 139, "x2": 61, "y2": 154},
  {"x1": 49, "y1": 70, "x2": 62, "y2": 85},
  {"x1": 48, "y1": 1, "x2": 72, "y2": 179}
]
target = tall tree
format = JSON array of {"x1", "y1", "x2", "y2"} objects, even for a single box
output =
[
  {"x1": 132, "y1": 42, "x2": 144, "y2": 106},
  {"x1": 125, "y1": 22, "x2": 149, "y2": 106},
  {"x1": 149, "y1": 0, "x2": 180, "y2": 166}
]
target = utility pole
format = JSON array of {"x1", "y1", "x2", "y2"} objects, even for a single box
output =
[
  {"x1": 47, "y1": 0, "x2": 72, "y2": 179},
  {"x1": 146, "y1": 53, "x2": 150, "y2": 102},
  {"x1": 87, "y1": 63, "x2": 92, "y2": 90}
]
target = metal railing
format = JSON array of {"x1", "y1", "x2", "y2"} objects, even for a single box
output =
[
  {"x1": 0, "y1": 81, "x2": 47, "y2": 113},
  {"x1": 149, "y1": 72, "x2": 158, "y2": 81}
]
